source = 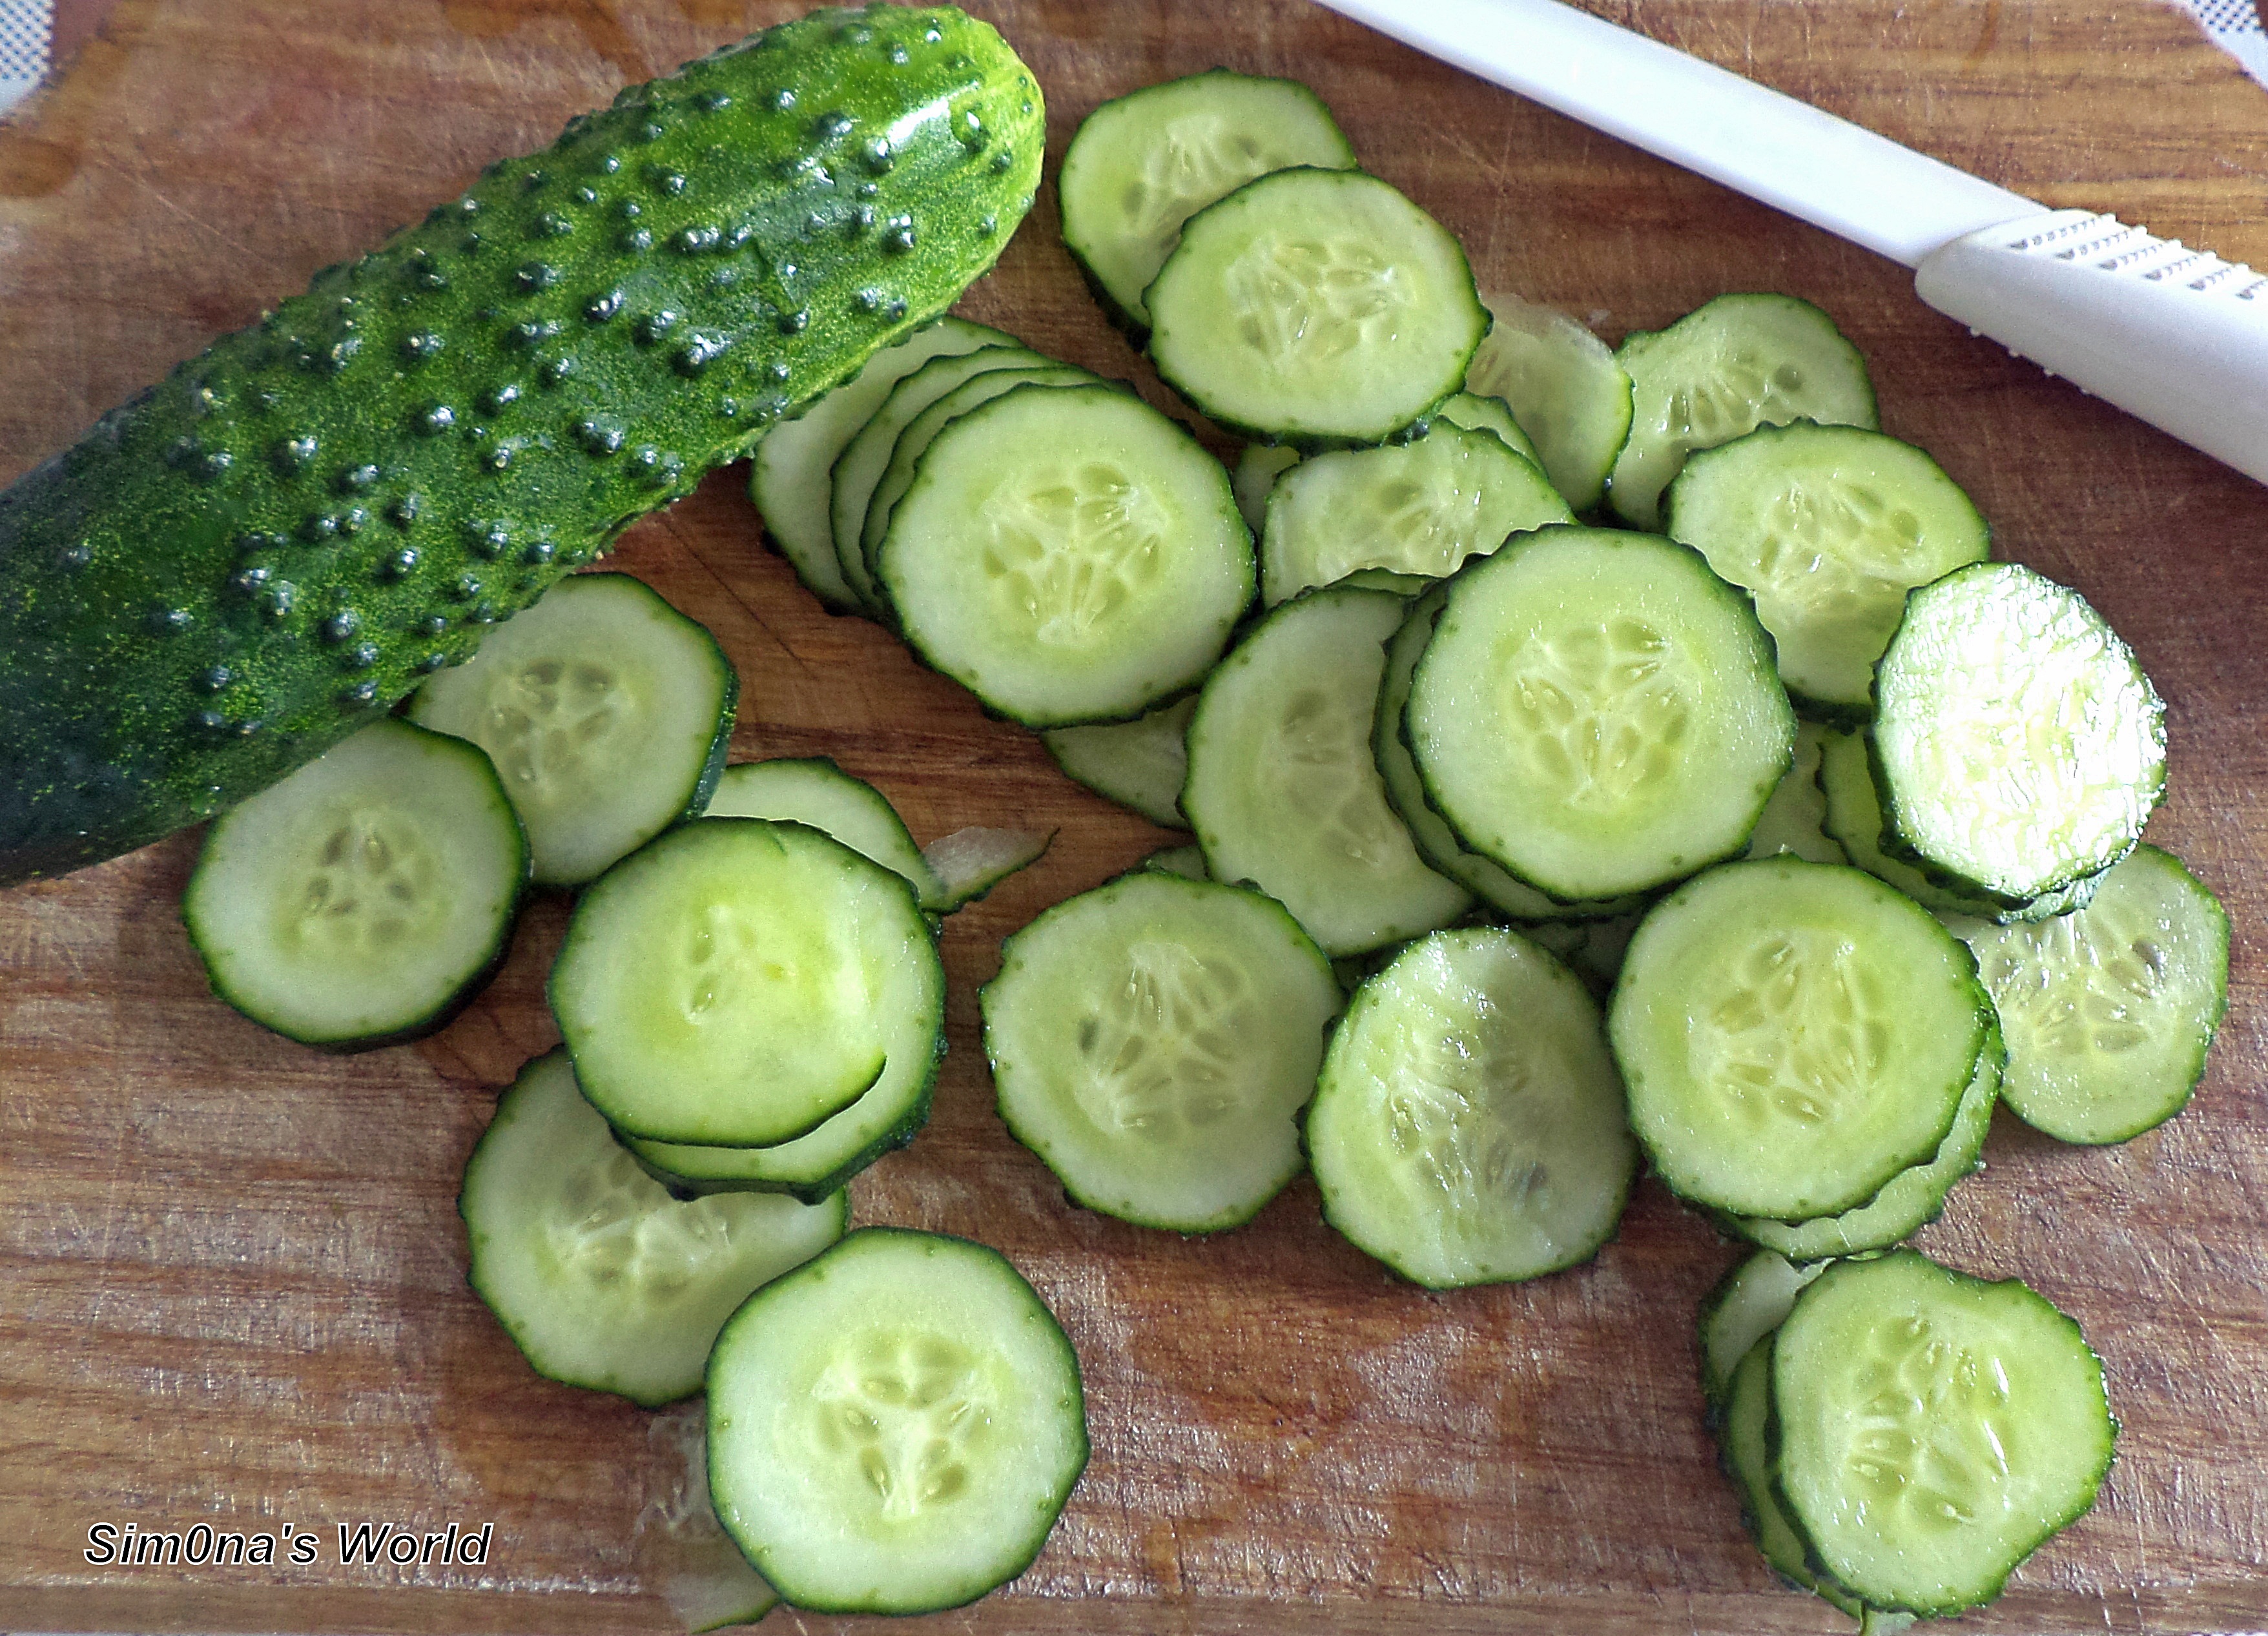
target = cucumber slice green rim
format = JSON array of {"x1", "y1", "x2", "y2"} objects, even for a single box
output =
[
  {"x1": 1770, "y1": 1251, "x2": 2114, "y2": 1617},
  {"x1": 1957, "y1": 844, "x2": 2229, "y2": 1145},
  {"x1": 982, "y1": 872, "x2": 1342, "y2": 1234},
  {"x1": 754, "y1": 318, "x2": 1017, "y2": 613},
  {"x1": 407, "y1": 572, "x2": 736, "y2": 888},
  {"x1": 1258, "y1": 420, "x2": 1571, "y2": 607},
  {"x1": 1233, "y1": 443, "x2": 1304, "y2": 535},
  {"x1": 1872, "y1": 561, "x2": 2166, "y2": 907},
  {"x1": 1744, "y1": 722, "x2": 1847, "y2": 866},
  {"x1": 1720, "y1": 1338, "x2": 1866, "y2": 1618},
  {"x1": 1306, "y1": 926, "x2": 1637, "y2": 1289},
  {"x1": 1042, "y1": 692, "x2": 1198, "y2": 830},
  {"x1": 703, "y1": 757, "x2": 948, "y2": 911},
  {"x1": 1697, "y1": 1249, "x2": 1828, "y2": 1413},
  {"x1": 881, "y1": 382, "x2": 1254, "y2": 730},
  {"x1": 460, "y1": 1050, "x2": 847, "y2": 1409},
  {"x1": 1406, "y1": 526, "x2": 1796, "y2": 904},
  {"x1": 1433, "y1": 389, "x2": 1547, "y2": 470},
  {"x1": 552, "y1": 817, "x2": 944, "y2": 1149},
  {"x1": 181, "y1": 717, "x2": 528, "y2": 1050},
  {"x1": 920, "y1": 824, "x2": 1056, "y2": 912},
  {"x1": 1610, "y1": 857, "x2": 1989, "y2": 1221},
  {"x1": 1609, "y1": 292, "x2": 1878, "y2": 531},
  {"x1": 1666, "y1": 422, "x2": 1992, "y2": 721},
  {"x1": 1140, "y1": 843, "x2": 1209, "y2": 881},
  {"x1": 1183, "y1": 586, "x2": 1472, "y2": 957},
  {"x1": 1464, "y1": 293, "x2": 1634, "y2": 513},
  {"x1": 1146, "y1": 167, "x2": 1489, "y2": 448},
  {"x1": 1059, "y1": 68, "x2": 1359, "y2": 339},
  {"x1": 706, "y1": 1227, "x2": 1088, "y2": 1615}
]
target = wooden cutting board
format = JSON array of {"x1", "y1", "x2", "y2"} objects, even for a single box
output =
[{"x1": 3, "y1": 1, "x2": 2265, "y2": 1631}]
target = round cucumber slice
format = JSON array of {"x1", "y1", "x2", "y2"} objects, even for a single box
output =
[
  {"x1": 1610, "y1": 857, "x2": 1988, "y2": 1220},
  {"x1": 1464, "y1": 293, "x2": 1634, "y2": 512},
  {"x1": 1042, "y1": 692, "x2": 1197, "y2": 830},
  {"x1": 1696, "y1": 1249, "x2": 1827, "y2": 1411},
  {"x1": 407, "y1": 572, "x2": 735, "y2": 887},
  {"x1": 1146, "y1": 167, "x2": 1489, "y2": 447},
  {"x1": 1773, "y1": 1251, "x2": 2114, "y2": 1617},
  {"x1": 706, "y1": 1228, "x2": 1088, "y2": 1614},
  {"x1": 703, "y1": 758, "x2": 947, "y2": 910},
  {"x1": 1957, "y1": 844, "x2": 2228, "y2": 1145},
  {"x1": 182, "y1": 717, "x2": 526, "y2": 1049},
  {"x1": 881, "y1": 382, "x2": 1253, "y2": 730},
  {"x1": 1307, "y1": 927, "x2": 1636, "y2": 1288},
  {"x1": 460, "y1": 1050, "x2": 846, "y2": 1409},
  {"x1": 1183, "y1": 586, "x2": 1472, "y2": 956},
  {"x1": 1406, "y1": 526, "x2": 1795, "y2": 903},
  {"x1": 552, "y1": 818, "x2": 943, "y2": 1148},
  {"x1": 1667, "y1": 422, "x2": 1991, "y2": 718},
  {"x1": 982, "y1": 872, "x2": 1341, "y2": 1233},
  {"x1": 1873, "y1": 562, "x2": 2165, "y2": 906},
  {"x1": 1059, "y1": 69, "x2": 1359, "y2": 337}
]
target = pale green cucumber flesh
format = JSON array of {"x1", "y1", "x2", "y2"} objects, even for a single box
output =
[
  {"x1": 1434, "y1": 389, "x2": 1546, "y2": 469},
  {"x1": 703, "y1": 757, "x2": 945, "y2": 908},
  {"x1": 920, "y1": 823, "x2": 1055, "y2": 911},
  {"x1": 1233, "y1": 443, "x2": 1303, "y2": 535},
  {"x1": 1745, "y1": 722, "x2": 1846, "y2": 866},
  {"x1": 1465, "y1": 292, "x2": 1634, "y2": 512},
  {"x1": 1722, "y1": 1340, "x2": 1866, "y2": 1617},
  {"x1": 1698, "y1": 1249, "x2": 1826, "y2": 1411},
  {"x1": 1042, "y1": 692, "x2": 1197, "y2": 830}
]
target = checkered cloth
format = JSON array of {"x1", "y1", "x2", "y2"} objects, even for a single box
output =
[{"x1": 2173, "y1": 0, "x2": 2268, "y2": 84}]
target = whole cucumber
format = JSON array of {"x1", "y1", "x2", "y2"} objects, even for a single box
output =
[{"x1": 0, "y1": 4, "x2": 1042, "y2": 886}]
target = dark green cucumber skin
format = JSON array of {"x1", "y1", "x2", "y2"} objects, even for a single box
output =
[{"x1": 0, "y1": 5, "x2": 1043, "y2": 887}]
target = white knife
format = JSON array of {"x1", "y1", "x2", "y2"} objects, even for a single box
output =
[{"x1": 1313, "y1": 0, "x2": 2268, "y2": 489}]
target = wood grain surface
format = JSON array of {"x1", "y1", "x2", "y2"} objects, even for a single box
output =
[{"x1": 3, "y1": 2, "x2": 2266, "y2": 1632}]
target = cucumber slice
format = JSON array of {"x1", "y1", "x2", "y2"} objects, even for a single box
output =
[
  {"x1": 552, "y1": 818, "x2": 943, "y2": 1147},
  {"x1": 1873, "y1": 562, "x2": 2165, "y2": 906},
  {"x1": 1464, "y1": 293, "x2": 1634, "y2": 511},
  {"x1": 460, "y1": 1050, "x2": 846, "y2": 1408},
  {"x1": 1697, "y1": 1250, "x2": 1827, "y2": 1411},
  {"x1": 1433, "y1": 389, "x2": 1546, "y2": 469},
  {"x1": 881, "y1": 382, "x2": 1253, "y2": 729},
  {"x1": 1720, "y1": 1338, "x2": 1865, "y2": 1617},
  {"x1": 982, "y1": 872, "x2": 1341, "y2": 1232},
  {"x1": 641, "y1": 1407, "x2": 781, "y2": 1633},
  {"x1": 1042, "y1": 693, "x2": 1197, "y2": 830},
  {"x1": 1406, "y1": 527, "x2": 1795, "y2": 903},
  {"x1": 920, "y1": 824, "x2": 1055, "y2": 911},
  {"x1": 1059, "y1": 69, "x2": 1358, "y2": 338},
  {"x1": 1233, "y1": 443, "x2": 1303, "y2": 535},
  {"x1": 1258, "y1": 420, "x2": 1571, "y2": 606},
  {"x1": 707, "y1": 1228, "x2": 1088, "y2": 1615},
  {"x1": 1727, "y1": 1019, "x2": 2003, "y2": 1262},
  {"x1": 1610, "y1": 858, "x2": 1988, "y2": 1220},
  {"x1": 1745, "y1": 722, "x2": 1846, "y2": 865},
  {"x1": 1667, "y1": 423, "x2": 1992, "y2": 720},
  {"x1": 1307, "y1": 927, "x2": 1636, "y2": 1288},
  {"x1": 1140, "y1": 843, "x2": 1209, "y2": 880},
  {"x1": 1609, "y1": 294, "x2": 1877, "y2": 530},
  {"x1": 754, "y1": 318, "x2": 1016, "y2": 613},
  {"x1": 407, "y1": 573, "x2": 735, "y2": 887},
  {"x1": 1372, "y1": 586, "x2": 1645, "y2": 923},
  {"x1": 1146, "y1": 167, "x2": 1489, "y2": 447},
  {"x1": 831, "y1": 344, "x2": 1051, "y2": 611},
  {"x1": 703, "y1": 759, "x2": 947, "y2": 911},
  {"x1": 1183, "y1": 586, "x2": 1472, "y2": 956},
  {"x1": 181, "y1": 717, "x2": 526, "y2": 1049},
  {"x1": 1772, "y1": 1251, "x2": 2114, "y2": 1617},
  {"x1": 1957, "y1": 844, "x2": 2229, "y2": 1145}
]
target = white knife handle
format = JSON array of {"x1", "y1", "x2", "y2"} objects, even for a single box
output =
[{"x1": 1915, "y1": 210, "x2": 2268, "y2": 487}]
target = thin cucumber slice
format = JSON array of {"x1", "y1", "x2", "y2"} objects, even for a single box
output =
[
  {"x1": 1258, "y1": 420, "x2": 1571, "y2": 606},
  {"x1": 707, "y1": 1228, "x2": 1088, "y2": 1615},
  {"x1": 1059, "y1": 69, "x2": 1358, "y2": 338},
  {"x1": 1146, "y1": 167, "x2": 1489, "y2": 447},
  {"x1": 182, "y1": 718, "x2": 526, "y2": 1050},
  {"x1": 754, "y1": 318, "x2": 1016, "y2": 612},
  {"x1": 1727, "y1": 1019, "x2": 2003, "y2": 1262},
  {"x1": 1183, "y1": 586, "x2": 1472, "y2": 956},
  {"x1": 1720, "y1": 1338, "x2": 1865, "y2": 1618},
  {"x1": 1307, "y1": 927, "x2": 1636, "y2": 1288},
  {"x1": 641, "y1": 1407, "x2": 781, "y2": 1633},
  {"x1": 1957, "y1": 844, "x2": 2229, "y2": 1144},
  {"x1": 408, "y1": 573, "x2": 735, "y2": 887},
  {"x1": 1745, "y1": 722, "x2": 1846, "y2": 865},
  {"x1": 1698, "y1": 1250, "x2": 1827, "y2": 1412},
  {"x1": 1667, "y1": 423, "x2": 1991, "y2": 719},
  {"x1": 1434, "y1": 389, "x2": 1545, "y2": 469},
  {"x1": 983, "y1": 872, "x2": 1341, "y2": 1232},
  {"x1": 1464, "y1": 293, "x2": 1634, "y2": 511},
  {"x1": 832, "y1": 344, "x2": 1051, "y2": 611},
  {"x1": 704, "y1": 758, "x2": 947, "y2": 910},
  {"x1": 861, "y1": 363, "x2": 1100, "y2": 598},
  {"x1": 1140, "y1": 843, "x2": 1208, "y2": 880},
  {"x1": 1873, "y1": 562, "x2": 2165, "y2": 906},
  {"x1": 1772, "y1": 1251, "x2": 2114, "y2": 1617},
  {"x1": 920, "y1": 824, "x2": 1055, "y2": 911},
  {"x1": 552, "y1": 819, "x2": 943, "y2": 1148},
  {"x1": 1609, "y1": 294, "x2": 1878, "y2": 531},
  {"x1": 1233, "y1": 443, "x2": 1303, "y2": 535},
  {"x1": 1407, "y1": 527, "x2": 1795, "y2": 903},
  {"x1": 460, "y1": 1050, "x2": 846, "y2": 1408},
  {"x1": 1372, "y1": 586, "x2": 1645, "y2": 923},
  {"x1": 1042, "y1": 693, "x2": 1197, "y2": 830},
  {"x1": 882, "y1": 383, "x2": 1253, "y2": 729},
  {"x1": 1610, "y1": 858, "x2": 1988, "y2": 1220}
]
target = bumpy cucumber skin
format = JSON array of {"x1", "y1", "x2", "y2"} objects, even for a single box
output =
[{"x1": 0, "y1": 6, "x2": 1044, "y2": 886}]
